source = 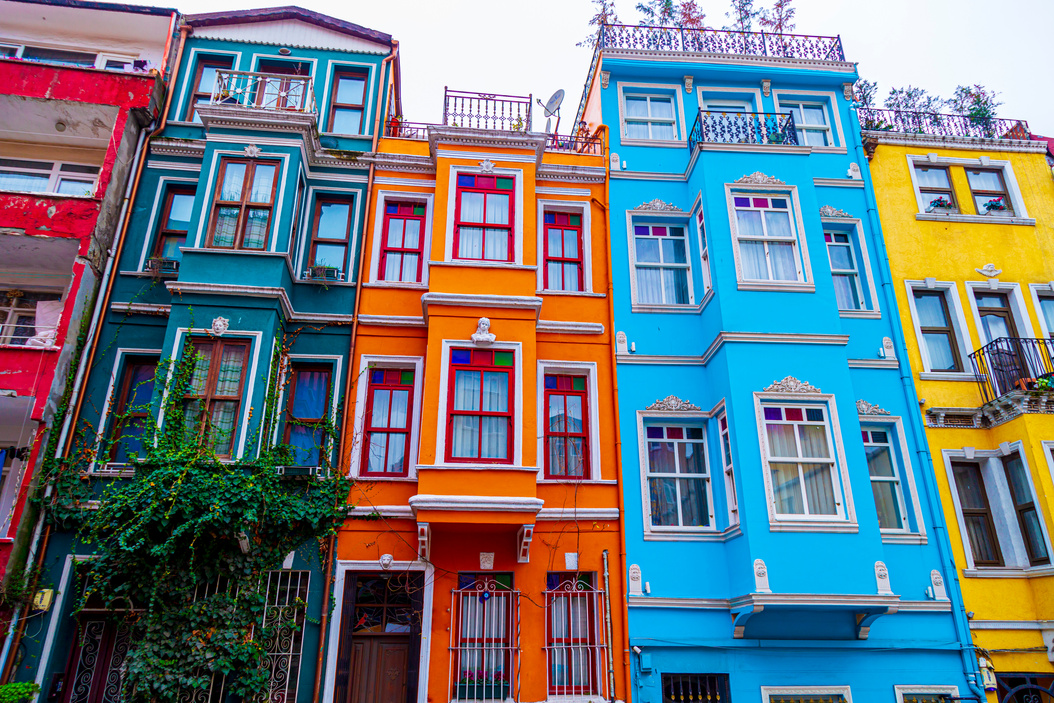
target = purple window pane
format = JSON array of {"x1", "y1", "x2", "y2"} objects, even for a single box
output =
[
  {"x1": 634, "y1": 225, "x2": 650, "y2": 236},
  {"x1": 861, "y1": 430, "x2": 869, "y2": 443},
  {"x1": 653, "y1": 227, "x2": 667, "y2": 237},
  {"x1": 763, "y1": 407, "x2": 782, "y2": 421},
  {"x1": 734, "y1": 197, "x2": 749, "y2": 207},
  {"x1": 646, "y1": 427, "x2": 664, "y2": 439}
]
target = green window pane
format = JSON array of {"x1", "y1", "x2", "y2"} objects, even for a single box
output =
[
  {"x1": 572, "y1": 377, "x2": 586, "y2": 391},
  {"x1": 496, "y1": 177, "x2": 514, "y2": 190},
  {"x1": 493, "y1": 351, "x2": 514, "y2": 367},
  {"x1": 400, "y1": 370, "x2": 414, "y2": 385},
  {"x1": 570, "y1": 214, "x2": 581, "y2": 226},
  {"x1": 413, "y1": 205, "x2": 425, "y2": 216}
]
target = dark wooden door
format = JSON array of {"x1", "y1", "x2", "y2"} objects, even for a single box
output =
[
  {"x1": 350, "y1": 638, "x2": 410, "y2": 703},
  {"x1": 62, "y1": 617, "x2": 132, "y2": 703}
]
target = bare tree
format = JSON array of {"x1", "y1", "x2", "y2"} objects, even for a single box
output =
[
  {"x1": 579, "y1": 0, "x2": 622, "y2": 47},
  {"x1": 759, "y1": 0, "x2": 796, "y2": 33},
  {"x1": 725, "y1": 0, "x2": 760, "y2": 31}
]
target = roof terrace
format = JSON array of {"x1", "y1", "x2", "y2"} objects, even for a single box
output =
[{"x1": 857, "y1": 108, "x2": 1031, "y2": 141}]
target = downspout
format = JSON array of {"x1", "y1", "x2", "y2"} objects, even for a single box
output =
[
  {"x1": 0, "y1": 22, "x2": 190, "y2": 687},
  {"x1": 849, "y1": 109, "x2": 986, "y2": 702},
  {"x1": 602, "y1": 550, "x2": 616, "y2": 703},
  {"x1": 311, "y1": 38, "x2": 399, "y2": 703}
]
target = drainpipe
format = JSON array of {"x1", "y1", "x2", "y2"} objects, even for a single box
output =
[
  {"x1": 311, "y1": 38, "x2": 399, "y2": 703},
  {"x1": 849, "y1": 108, "x2": 987, "y2": 702},
  {"x1": 602, "y1": 550, "x2": 617, "y2": 703},
  {"x1": 0, "y1": 22, "x2": 191, "y2": 686}
]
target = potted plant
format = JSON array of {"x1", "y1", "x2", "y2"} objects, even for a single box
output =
[
  {"x1": 926, "y1": 196, "x2": 955, "y2": 213},
  {"x1": 983, "y1": 196, "x2": 1008, "y2": 214},
  {"x1": 456, "y1": 669, "x2": 509, "y2": 700}
]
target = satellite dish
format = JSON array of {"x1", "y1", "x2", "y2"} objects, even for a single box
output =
[{"x1": 543, "y1": 89, "x2": 565, "y2": 117}]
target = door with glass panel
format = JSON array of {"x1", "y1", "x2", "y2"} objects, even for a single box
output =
[
  {"x1": 256, "y1": 59, "x2": 310, "y2": 111},
  {"x1": 700, "y1": 99, "x2": 750, "y2": 143},
  {"x1": 975, "y1": 292, "x2": 1032, "y2": 391}
]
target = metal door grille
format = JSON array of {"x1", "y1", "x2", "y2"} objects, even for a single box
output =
[
  {"x1": 262, "y1": 570, "x2": 309, "y2": 703},
  {"x1": 449, "y1": 576, "x2": 520, "y2": 701},
  {"x1": 544, "y1": 577, "x2": 607, "y2": 697}
]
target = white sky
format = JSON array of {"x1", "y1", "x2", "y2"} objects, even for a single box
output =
[{"x1": 153, "y1": 0, "x2": 1054, "y2": 135}]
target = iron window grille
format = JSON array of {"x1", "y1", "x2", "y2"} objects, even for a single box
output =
[
  {"x1": 544, "y1": 573, "x2": 606, "y2": 697},
  {"x1": 662, "y1": 673, "x2": 730, "y2": 703},
  {"x1": 449, "y1": 574, "x2": 519, "y2": 701}
]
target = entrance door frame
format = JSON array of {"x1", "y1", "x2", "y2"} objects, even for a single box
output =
[{"x1": 323, "y1": 560, "x2": 434, "y2": 703}]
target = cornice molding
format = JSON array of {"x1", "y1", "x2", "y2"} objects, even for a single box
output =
[
  {"x1": 428, "y1": 126, "x2": 548, "y2": 165},
  {"x1": 165, "y1": 281, "x2": 354, "y2": 324},
  {"x1": 735, "y1": 171, "x2": 785, "y2": 185},
  {"x1": 602, "y1": 47, "x2": 856, "y2": 73},
  {"x1": 420, "y1": 292, "x2": 544, "y2": 320},
  {"x1": 646, "y1": 395, "x2": 701, "y2": 411},
  {"x1": 150, "y1": 138, "x2": 207, "y2": 157},
  {"x1": 857, "y1": 399, "x2": 891, "y2": 415},
  {"x1": 861, "y1": 129, "x2": 1047, "y2": 154}
]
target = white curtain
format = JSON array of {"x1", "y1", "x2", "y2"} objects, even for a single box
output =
[
  {"x1": 400, "y1": 253, "x2": 419, "y2": 282},
  {"x1": 663, "y1": 269, "x2": 688, "y2": 304},
  {"x1": 25, "y1": 299, "x2": 62, "y2": 347},
  {"x1": 389, "y1": 389, "x2": 409, "y2": 429},
  {"x1": 454, "y1": 371, "x2": 480, "y2": 411},
  {"x1": 461, "y1": 191, "x2": 485, "y2": 223},
  {"x1": 370, "y1": 388, "x2": 392, "y2": 428},
  {"x1": 803, "y1": 464, "x2": 837, "y2": 514},
  {"x1": 636, "y1": 268, "x2": 663, "y2": 303},
  {"x1": 484, "y1": 228, "x2": 508, "y2": 260},
  {"x1": 384, "y1": 254, "x2": 403, "y2": 282},
  {"x1": 403, "y1": 219, "x2": 420, "y2": 248},
  {"x1": 770, "y1": 463, "x2": 804, "y2": 514},
  {"x1": 797, "y1": 424, "x2": 830, "y2": 458},
  {"x1": 485, "y1": 194, "x2": 509, "y2": 225},
  {"x1": 481, "y1": 418, "x2": 507, "y2": 459},
  {"x1": 765, "y1": 423, "x2": 797, "y2": 458},
  {"x1": 451, "y1": 417, "x2": 479, "y2": 458},
  {"x1": 459, "y1": 227, "x2": 483, "y2": 258},
  {"x1": 387, "y1": 218, "x2": 405, "y2": 248},
  {"x1": 740, "y1": 242, "x2": 768, "y2": 280},
  {"x1": 769, "y1": 242, "x2": 797, "y2": 281}
]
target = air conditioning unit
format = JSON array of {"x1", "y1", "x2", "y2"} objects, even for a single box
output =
[
  {"x1": 303, "y1": 266, "x2": 343, "y2": 283},
  {"x1": 275, "y1": 465, "x2": 322, "y2": 477},
  {"x1": 145, "y1": 258, "x2": 180, "y2": 275}
]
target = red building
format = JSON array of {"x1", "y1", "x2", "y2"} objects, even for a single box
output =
[{"x1": 0, "y1": 0, "x2": 175, "y2": 576}]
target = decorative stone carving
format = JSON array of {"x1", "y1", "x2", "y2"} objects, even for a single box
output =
[
  {"x1": 417, "y1": 522, "x2": 430, "y2": 562},
  {"x1": 976, "y1": 263, "x2": 1002, "y2": 278},
  {"x1": 610, "y1": 152, "x2": 620, "y2": 172},
  {"x1": 735, "y1": 171, "x2": 785, "y2": 185},
  {"x1": 646, "y1": 395, "x2": 701, "y2": 412},
  {"x1": 764, "y1": 376, "x2": 822, "y2": 394},
  {"x1": 636, "y1": 198, "x2": 683, "y2": 212},
  {"x1": 857, "y1": 399, "x2": 891, "y2": 415},
  {"x1": 875, "y1": 561, "x2": 893, "y2": 595},
  {"x1": 600, "y1": 71, "x2": 610, "y2": 89},
  {"x1": 819, "y1": 205, "x2": 852, "y2": 218},
  {"x1": 472, "y1": 317, "x2": 496, "y2": 346},
  {"x1": 881, "y1": 337, "x2": 897, "y2": 361},
  {"x1": 210, "y1": 316, "x2": 230, "y2": 336},
  {"x1": 379, "y1": 554, "x2": 393, "y2": 570},
  {"x1": 480, "y1": 552, "x2": 495, "y2": 570},
  {"x1": 479, "y1": 158, "x2": 495, "y2": 174},
  {"x1": 753, "y1": 558, "x2": 771, "y2": 593},
  {"x1": 564, "y1": 552, "x2": 579, "y2": 570},
  {"x1": 761, "y1": 78, "x2": 771, "y2": 97},
  {"x1": 615, "y1": 331, "x2": 629, "y2": 354},
  {"x1": 243, "y1": 144, "x2": 262, "y2": 157},
  {"x1": 843, "y1": 82, "x2": 855, "y2": 101},
  {"x1": 930, "y1": 569, "x2": 948, "y2": 600},
  {"x1": 628, "y1": 564, "x2": 643, "y2": 596},
  {"x1": 847, "y1": 162, "x2": 862, "y2": 180}
]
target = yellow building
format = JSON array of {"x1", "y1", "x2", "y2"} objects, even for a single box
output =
[{"x1": 865, "y1": 108, "x2": 1054, "y2": 702}]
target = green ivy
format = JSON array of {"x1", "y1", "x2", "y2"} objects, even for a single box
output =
[{"x1": 0, "y1": 682, "x2": 40, "y2": 703}]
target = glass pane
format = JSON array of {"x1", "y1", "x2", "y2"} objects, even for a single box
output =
[
  {"x1": 481, "y1": 417, "x2": 508, "y2": 459},
  {"x1": 769, "y1": 242, "x2": 797, "y2": 281},
  {"x1": 565, "y1": 396, "x2": 583, "y2": 433},
  {"x1": 548, "y1": 395, "x2": 565, "y2": 433},
  {"x1": 563, "y1": 229, "x2": 578, "y2": 259},
  {"x1": 914, "y1": 293, "x2": 949, "y2": 327},
  {"x1": 1004, "y1": 455, "x2": 1032, "y2": 507},
  {"x1": 242, "y1": 208, "x2": 269, "y2": 249},
  {"x1": 0, "y1": 171, "x2": 50, "y2": 193},
  {"x1": 866, "y1": 444, "x2": 895, "y2": 478},
  {"x1": 332, "y1": 108, "x2": 363, "y2": 135},
  {"x1": 563, "y1": 263, "x2": 581, "y2": 292},
  {"x1": 126, "y1": 364, "x2": 157, "y2": 407},
  {"x1": 967, "y1": 170, "x2": 1003, "y2": 191},
  {"x1": 460, "y1": 191, "x2": 485, "y2": 223},
  {"x1": 485, "y1": 194, "x2": 509, "y2": 225},
  {"x1": 198, "y1": 64, "x2": 222, "y2": 92},
  {"x1": 915, "y1": 167, "x2": 950, "y2": 189},
  {"x1": 766, "y1": 423, "x2": 798, "y2": 458},
  {"x1": 386, "y1": 218, "x2": 405, "y2": 248},
  {"x1": 965, "y1": 515, "x2": 1000, "y2": 564},
  {"x1": 626, "y1": 122, "x2": 649, "y2": 139},
  {"x1": 288, "y1": 424, "x2": 322, "y2": 466},
  {"x1": 648, "y1": 442, "x2": 676, "y2": 473},
  {"x1": 625, "y1": 97, "x2": 649, "y2": 118},
  {"x1": 833, "y1": 274, "x2": 861, "y2": 310},
  {"x1": 662, "y1": 268, "x2": 689, "y2": 304},
  {"x1": 764, "y1": 210, "x2": 793, "y2": 238},
  {"x1": 740, "y1": 241, "x2": 768, "y2": 280},
  {"x1": 370, "y1": 389, "x2": 392, "y2": 429},
  {"x1": 975, "y1": 194, "x2": 1009, "y2": 215},
  {"x1": 403, "y1": 219, "x2": 421, "y2": 249},
  {"x1": 481, "y1": 372, "x2": 508, "y2": 412},
  {"x1": 803, "y1": 464, "x2": 837, "y2": 515},
  {"x1": 679, "y1": 442, "x2": 705, "y2": 474},
  {"x1": 679, "y1": 478, "x2": 709, "y2": 526},
  {"x1": 401, "y1": 253, "x2": 419, "y2": 282},
  {"x1": 547, "y1": 228, "x2": 563, "y2": 258},
  {"x1": 661, "y1": 239, "x2": 686, "y2": 264},
  {"x1": 450, "y1": 416, "x2": 480, "y2": 458},
  {"x1": 484, "y1": 228, "x2": 509, "y2": 261},
  {"x1": 313, "y1": 243, "x2": 346, "y2": 270},
  {"x1": 798, "y1": 425, "x2": 830, "y2": 459},
  {"x1": 367, "y1": 432, "x2": 388, "y2": 473},
  {"x1": 736, "y1": 210, "x2": 764, "y2": 237},
  {"x1": 56, "y1": 178, "x2": 93, "y2": 196},
  {"x1": 249, "y1": 165, "x2": 275, "y2": 203},
  {"x1": 828, "y1": 243, "x2": 855, "y2": 271},
  {"x1": 953, "y1": 463, "x2": 988, "y2": 510},
  {"x1": 805, "y1": 129, "x2": 829, "y2": 147},
  {"x1": 214, "y1": 345, "x2": 245, "y2": 395},
  {"x1": 651, "y1": 122, "x2": 676, "y2": 140},
  {"x1": 220, "y1": 162, "x2": 246, "y2": 201},
  {"x1": 648, "y1": 478, "x2": 679, "y2": 526},
  {"x1": 548, "y1": 436, "x2": 566, "y2": 475},
  {"x1": 1022, "y1": 508, "x2": 1049, "y2": 562},
  {"x1": 188, "y1": 347, "x2": 211, "y2": 395},
  {"x1": 386, "y1": 433, "x2": 406, "y2": 473},
  {"x1": 208, "y1": 400, "x2": 238, "y2": 454},
  {"x1": 770, "y1": 462, "x2": 804, "y2": 514},
  {"x1": 453, "y1": 370, "x2": 481, "y2": 411},
  {"x1": 318, "y1": 202, "x2": 351, "y2": 240},
  {"x1": 650, "y1": 97, "x2": 674, "y2": 119},
  {"x1": 166, "y1": 193, "x2": 195, "y2": 231},
  {"x1": 872, "y1": 481, "x2": 903, "y2": 529},
  {"x1": 458, "y1": 227, "x2": 483, "y2": 259},
  {"x1": 980, "y1": 313, "x2": 1011, "y2": 342},
  {"x1": 922, "y1": 332, "x2": 957, "y2": 371},
  {"x1": 335, "y1": 75, "x2": 366, "y2": 104},
  {"x1": 635, "y1": 238, "x2": 660, "y2": 263},
  {"x1": 291, "y1": 369, "x2": 328, "y2": 418},
  {"x1": 636, "y1": 268, "x2": 662, "y2": 304},
  {"x1": 566, "y1": 438, "x2": 584, "y2": 477},
  {"x1": 803, "y1": 105, "x2": 826, "y2": 125}
]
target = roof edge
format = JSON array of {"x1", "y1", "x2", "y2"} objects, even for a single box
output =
[
  {"x1": 3, "y1": 0, "x2": 176, "y2": 17},
  {"x1": 184, "y1": 6, "x2": 393, "y2": 47}
]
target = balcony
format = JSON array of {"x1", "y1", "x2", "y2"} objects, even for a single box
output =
[
  {"x1": 597, "y1": 23, "x2": 846, "y2": 61},
  {"x1": 209, "y1": 70, "x2": 316, "y2": 115},
  {"x1": 857, "y1": 108, "x2": 1031, "y2": 141},
  {"x1": 443, "y1": 88, "x2": 532, "y2": 131},
  {"x1": 688, "y1": 109, "x2": 797, "y2": 150},
  {"x1": 970, "y1": 337, "x2": 1054, "y2": 405}
]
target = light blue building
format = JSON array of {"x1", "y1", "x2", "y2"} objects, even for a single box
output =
[
  {"x1": 578, "y1": 24, "x2": 985, "y2": 703},
  {"x1": 20, "y1": 8, "x2": 398, "y2": 700}
]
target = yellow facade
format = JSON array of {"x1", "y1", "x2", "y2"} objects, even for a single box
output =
[{"x1": 868, "y1": 123, "x2": 1054, "y2": 699}]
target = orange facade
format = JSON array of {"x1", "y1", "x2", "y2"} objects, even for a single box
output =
[{"x1": 326, "y1": 126, "x2": 627, "y2": 703}]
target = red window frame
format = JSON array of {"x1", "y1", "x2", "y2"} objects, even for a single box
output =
[
  {"x1": 544, "y1": 374, "x2": 589, "y2": 480},
  {"x1": 453, "y1": 173, "x2": 515, "y2": 262},
  {"x1": 446, "y1": 348, "x2": 514, "y2": 464},
  {"x1": 543, "y1": 211, "x2": 584, "y2": 292},
  {"x1": 378, "y1": 201, "x2": 427, "y2": 283},
  {"x1": 361, "y1": 367, "x2": 415, "y2": 477},
  {"x1": 545, "y1": 572, "x2": 599, "y2": 696}
]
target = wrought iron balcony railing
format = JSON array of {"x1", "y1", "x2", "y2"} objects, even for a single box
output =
[
  {"x1": 210, "y1": 70, "x2": 316, "y2": 114},
  {"x1": 546, "y1": 132, "x2": 603, "y2": 154},
  {"x1": 443, "y1": 88, "x2": 532, "y2": 131},
  {"x1": 384, "y1": 120, "x2": 432, "y2": 140},
  {"x1": 688, "y1": 110, "x2": 797, "y2": 150},
  {"x1": 599, "y1": 23, "x2": 846, "y2": 61},
  {"x1": 969, "y1": 337, "x2": 1054, "y2": 403},
  {"x1": 857, "y1": 108, "x2": 1031, "y2": 141}
]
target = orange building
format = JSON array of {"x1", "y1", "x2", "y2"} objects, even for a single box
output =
[{"x1": 322, "y1": 91, "x2": 626, "y2": 703}]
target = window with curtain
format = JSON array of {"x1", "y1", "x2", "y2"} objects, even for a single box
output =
[
  {"x1": 544, "y1": 212, "x2": 584, "y2": 292},
  {"x1": 447, "y1": 349, "x2": 514, "y2": 463},
  {"x1": 379, "y1": 201, "x2": 426, "y2": 283},
  {"x1": 208, "y1": 158, "x2": 280, "y2": 251},
  {"x1": 780, "y1": 100, "x2": 832, "y2": 146},
  {"x1": 327, "y1": 70, "x2": 367, "y2": 134},
  {"x1": 645, "y1": 425, "x2": 712, "y2": 529},
  {"x1": 283, "y1": 365, "x2": 332, "y2": 468},
  {"x1": 825, "y1": 230, "x2": 865, "y2": 311},
  {"x1": 1002, "y1": 452, "x2": 1049, "y2": 566},
  {"x1": 454, "y1": 573, "x2": 514, "y2": 699},
  {"x1": 153, "y1": 185, "x2": 195, "y2": 262},
  {"x1": 633, "y1": 224, "x2": 691, "y2": 305},
  {"x1": 762, "y1": 404, "x2": 842, "y2": 519},
  {"x1": 454, "y1": 174, "x2": 514, "y2": 262},
  {"x1": 718, "y1": 413, "x2": 737, "y2": 525},
  {"x1": 967, "y1": 168, "x2": 1014, "y2": 216},
  {"x1": 544, "y1": 375, "x2": 588, "y2": 479},
  {"x1": 912, "y1": 289, "x2": 963, "y2": 372},
  {"x1": 0, "y1": 158, "x2": 99, "y2": 196},
  {"x1": 734, "y1": 195, "x2": 801, "y2": 282},
  {"x1": 362, "y1": 367, "x2": 415, "y2": 476},
  {"x1": 624, "y1": 94, "x2": 677, "y2": 140},
  {"x1": 182, "y1": 338, "x2": 250, "y2": 458},
  {"x1": 309, "y1": 196, "x2": 354, "y2": 276},
  {"x1": 862, "y1": 427, "x2": 906, "y2": 530},
  {"x1": 545, "y1": 572, "x2": 601, "y2": 696},
  {"x1": 107, "y1": 356, "x2": 159, "y2": 465},
  {"x1": 951, "y1": 461, "x2": 1003, "y2": 566},
  {"x1": 914, "y1": 165, "x2": 958, "y2": 213},
  {"x1": 0, "y1": 291, "x2": 63, "y2": 347}
]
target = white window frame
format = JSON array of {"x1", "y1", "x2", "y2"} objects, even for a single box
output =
[
  {"x1": 772, "y1": 89, "x2": 846, "y2": 150},
  {"x1": 964, "y1": 281, "x2": 1036, "y2": 345},
  {"x1": 0, "y1": 158, "x2": 99, "y2": 197},
  {"x1": 821, "y1": 216, "x2": 880, "y2": 318},
  {"x1": 536, "y1": 199, "x2": 593, "y2": 294},
  {"x1": 717, "y1": 410, "x2": 738, "y2": 527},
  {"x1": 754, "y1": 389, "x2": 857, "y2": 532},
  {"x1": 624, "y1": 208, "x2": 697, "y2": 311},
  {"x1": 906, "y1": 154, "x2": 1030, "y2": 222},
  {"x1": 536, "y1": 360, "x2": 602, "y2": 482},
  {"x1": 904, "y1": 279, "x2": 976, "y2": 380},
  {"x1": 348, "y1": 354, "x2": 424, "y2": 480},
  {"x1": 616, "y1": 82, "x2": 687, "y2": 147},
  {"x1": 442, "y1": 165, "x2": 525, "y2": 267},
  {"x1": 367, "y1": 190, "x2": 434, "y2": 287},
  {"x1": 894, "y1": 685, "x2": 959, "y2": 703},
  {"x1": 943, "y1": 443, "x2": 1054, "y2": 572},
  {"x1": 693, "y1": 197, "x2": 712, "y2": 298},
  {"x1": 726, "y1": 183, "x2": 814, "y2": 292},
  {"x1": 1028, "y1": 283, "x2": 1054, "y2": 339},
  {"x1": 762, "y1": 685, "x2": 853, "y2": 703},
  {"x1": 636, "y1": 413, "x2": 715, "y2": 534},
  {"x1": 860, "y1": 416, "x2": 927, "y2": 542}
]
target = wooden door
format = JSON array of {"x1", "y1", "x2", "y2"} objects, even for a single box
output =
[
  {"x1": 62, "y1": 617, "x2": 132, "y2": 703},
  {"x1": 350, "y1": 637, "x2": 409, "y2": 703}
]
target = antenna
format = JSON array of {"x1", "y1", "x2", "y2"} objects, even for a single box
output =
[{"x1": 537, "y1": 89, "x2": 565, "y2": 134}]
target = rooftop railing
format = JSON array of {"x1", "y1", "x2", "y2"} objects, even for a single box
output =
[
  {"x1": 211, "y1": 70, "x2": 316, "y2": 115},
  {"x1": 598, "y1": 23, "x2": 846, "y2": 61},
  {"x1": 688, "y1": 109, "x2": 797, "y2": 150},
  {"x1": 443, "y1": 88, "x2": 532, "y2": 131},
  {"x1": 546, "y1": 132, "x2": 603, "y2": 154},
  {"x1": 857, "y1": 108, "x2": 1031, "y2": 141},
  {"x1": 969, "y1": 337, "x2": 1054, "y2": 404}
]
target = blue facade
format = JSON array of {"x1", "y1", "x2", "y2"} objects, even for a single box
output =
[
  {"x1": 582, "y1": 26, "x2": 983, "y2": 703},
  {"x1": 21, "y1": 9, "x2": 396, "y2": 699}
]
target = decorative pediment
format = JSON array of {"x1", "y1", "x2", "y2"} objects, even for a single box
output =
[
  {"x1": 857, "y1": 399, "x2": 891, "y2": 415},
  {"x1": 735, "y1": 171, "x2": 785, "y2": 185},
  {"x1": 243, "y1": 144, "x2": 262, "y2": 157},
  {"x1": 479, "y1": 158, "x2": 495, "y2": 173},
  {"x1": 764, "y1": 376, "x2": 822, "y2": 394},
  {"x1": 646, "y1": 395, "x2": 701, "y2": 411},
  {"x1": 819, "y1": 205, "x2": 852, "y2": 218},
  {"x1": 636, "y1": 198, "x2": 683, "y2": 212},
  {"x1": 976, "y1": 263, "x2": 1001, "y2": 278}
]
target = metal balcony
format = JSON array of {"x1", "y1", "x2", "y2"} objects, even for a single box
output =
[
  {"x1": 857, "y1": 108, "x2": 1030, "y2": 141},
  {"x1": 443, "y1": 88, "x2": 532, "y2": 132},
  {"x1": 599, "y1": 23, "x2": 846, "y2": 61},
  {"x1": 969, "y1": 337, "x2": 1054, "y2": 403},
  {"x1": 688, "y1": 109, "x2": 798, "y2": 150},
  {"x1": 210, "y1": 70, "x2": 316, "y2": 114}
]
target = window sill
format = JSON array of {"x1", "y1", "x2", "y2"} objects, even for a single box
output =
[
  {"x1": 697, "y1": 143, "x2": 811, "y2": 155},
  {"x1": 0, "y1": 344, "x2": 59, "y2": 351},
  {"x1": 838, "y1": 309, "x2": 882, "y2": 319},
  {"x1": 362, "y1": 281, "x2": 428, "y2": 290},
  {"x1": 918, "y1": 371, "x2": 979, "y2": 382},
  {"x1": 915, "y1": 212, "x2": 1036, "y2": 226},
  {"x1": 768, "y1": 520, "x2": 858, "y2": 533},
  {"x1": 963, "y1": 566, "x2": 1054, "y2": 578},
  {"x1": 737, "y1": 281, "x2": 815, "y2": 293},
  {"x1": 811, "y1": 145, "x2": 849, "y2": 154},
  {"x1": 619, "y1": 138, "x2": 687, "y2": 148},
  {"x1": 630, "y1": 303, "x2": 703, "y2": 314},
  {"x1": 643, "y1": 525, "x2": 742, "y2": 542},
  {"x1": 881, "y1": 532, "x2": 927, "y2": 545},
  {"x1": 538, "y1": 290, "x2": 607, "y2": 298},
  {"x1": 417, "y1": 463, "x2": 539, "y2": 473},
  {"x1": 432, "y1": 260, "x2": 536, "y2": 271}
]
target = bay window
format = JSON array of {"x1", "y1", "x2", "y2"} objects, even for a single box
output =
[
  {"x1": 734, "y1": 195, "x2": 801, "y2": 282},
  {"x1": 447, "y1": 349, "x2": 514, "y2": 463},
  {"x1": 379, "y1": 201, "x2": 426, "y2": 283},
  {"x1": 543, "y1": 212, "x2": 584, "y2": 292},
  {"x1": 863, "y1": 427, "x2": 907, "y2": 530},
  {"x1": 183, "y1": 338, "x2": 249, "y2": 457},
  {"x1": 762, "y1": 404, "x2": 842, "y2": 519},
  {"x1": 644, "y1": 425, "x2": 713, "y2": 529},
  {"x1": 208, "y1": 158, "x2": 279, "y2": 251},
  {"x1": 362, "y1": 367, "x2": 415, "y2": 476},
  {"x1": 454, "y1": 174, "x2": 514, "y2": 262},
  {"x1": 632, "y1": 223, "x2": 691, "y2": 305},
  {"x1": 544, "y1": 375, "x2": 588, "y2": 479},
  {"x1": 283, "y1": 365, "x2": 331, "y2": 468}
]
